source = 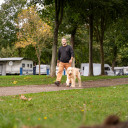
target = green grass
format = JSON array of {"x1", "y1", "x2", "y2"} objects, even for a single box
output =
[
  {"x1": 0, "y1": 75, "x2": 128, "y2": 87},
  {"x1": 0, "y1": 85, "x2": 128, "y2": 128}
]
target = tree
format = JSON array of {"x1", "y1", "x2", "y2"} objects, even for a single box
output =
[
  {"x1": 50, "y1": 0, "x2": 64, "y2": 77},
  {"x1": 59, "y1": 0, "x2": 85, "y2": 67},
  {"x1": 93, "y1": 0, "x2": 127, "y2": 75},
  {"x1": 34, "y1": 0, "x2": 65, "y2": 77},
  {"x1": 15, "y1": 6, "x2": 52, "y2": 75},
  {"x1": 104, "y1": 17, "x2": 128, "y2": 69},
  {"x1": 88, "y1": 2, "x2": 94, "y2": 76},
  {"x1": 0, "y1": 0, "x2": 27, "y2": 49}
]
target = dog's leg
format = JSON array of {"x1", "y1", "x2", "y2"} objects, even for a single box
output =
[
  {"x1": 66, "y1": 77, "x2": 70, "y2": 87},
  {"x1": 78, "y1": 75, "x2": 82, "y2": 87},
  {"x1": 71, "y1": 77, "x2": 75, "y2": 87}
]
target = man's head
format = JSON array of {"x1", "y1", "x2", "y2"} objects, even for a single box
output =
[{"x1": 61, "y1": 38, "x2": 67, "y2": 46}]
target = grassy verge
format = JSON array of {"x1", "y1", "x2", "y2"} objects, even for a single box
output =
[
  {"x1": 0, "y1": 85, "x2": 128, "y2": 128},
  {"x1": 0, "y1": 75, "x2": 128, "y2": 87}
]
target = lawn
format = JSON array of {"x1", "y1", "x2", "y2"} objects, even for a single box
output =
[
  {"x1": 0, "y1": 85, "x2": 128, "y2": 128},
  {"x1": 0, "y1": 75, "x2": 128, "y2": 87}
]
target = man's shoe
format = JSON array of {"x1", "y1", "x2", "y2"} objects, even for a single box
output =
[{"x1": 55, "y1": 81, "x2": 60, "y2": 86}]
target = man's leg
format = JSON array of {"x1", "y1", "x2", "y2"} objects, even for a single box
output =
[
  {"x1": 55, "y1": 62, "x2": 64, "y2": 86},
  {"x1": 65, "y1": 63, "x2": 72, "y2": 86},
  {"x1": 65, "y1": 63, "x2": 71, "y2": 70}
]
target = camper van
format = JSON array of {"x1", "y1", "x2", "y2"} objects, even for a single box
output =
[
  {"x1": 81, "y1": 63, "x2": 114, "y2": 76},
  {"x1": 36, "y1": 65, "x2": 50, "y2": 75}
]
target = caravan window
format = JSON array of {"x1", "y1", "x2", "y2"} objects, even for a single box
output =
[
  {"x1": 30, "y1": 64, "x2": 32, "y2": 68},
  {"x1": 27, "y1": 64, "x2": 29, "y2": 67},
  {"x1": 83, "y1": 67, "x2": 84, "y2": 70},
  {"x1": 22, "y1": 63, "x2": 25, "y2": 68}
]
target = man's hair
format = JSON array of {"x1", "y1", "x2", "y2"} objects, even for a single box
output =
[{"x1": 62, "y1": 37, "x2": 67, "y2": 40}]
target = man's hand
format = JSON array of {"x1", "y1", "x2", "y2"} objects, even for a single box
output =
[
  {"x1": 57, "y1": 62, "x2": 59, "y2": 67},
  {"x1": 69, "y1": 59, "x2": 72, "y2": 64},
  {"x1": 69, "y1": 57, "x2": 73, "y2": 64}
]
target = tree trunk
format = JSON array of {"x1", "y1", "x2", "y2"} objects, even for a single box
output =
[
  {"x1": 34, "y1": 46, "x2": 41, "y2": 75},
  {"x1": 70, "y1": 27, "x2": 77, "y2": 67},
  {"x1": 100, "y1": 15, "x2": 105, "y2": 75},
  {"x1": 112, "y1": 45, "x2": 117, "y2": 71},
  {"x1": 50, "y1": 0, "x2": 64, "y2": 77},
  {"x1": 112, "y1": 58, "x2": 116, "y2": 72},
  {"x1": 88, "y1": 9, "x2": 93, "y2": 76},
  {"x1": 100, "y1": 39, "x2": 104, "y2": 75},
  {"x1": 50, "y1": 25, "x2": 58, "y2": 77},
  {"x1": 18, "y1": 48, "x2": 22, "y2": 57},
  {"x1": 38, "y1": 57, "x2": 41, "y2": 75}
]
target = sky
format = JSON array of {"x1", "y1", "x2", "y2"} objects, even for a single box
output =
[{"x1": 0, "y1": 0, "x2": 5, "y2": 5}]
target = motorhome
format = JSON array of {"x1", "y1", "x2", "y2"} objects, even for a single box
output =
[{"x1": 81, "y1": 63, "x2": 114, "y2": 76}]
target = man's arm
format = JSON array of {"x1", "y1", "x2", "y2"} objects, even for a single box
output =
[
  {"x1": 70, "y1": 46, "x2": 74, "y2": 58},
  {"x1": 69, "y1": 46, "x2": 74, "y2": 64},
  {"x1": 57, "y1": 48, "x2": 60, "y2": 66}
]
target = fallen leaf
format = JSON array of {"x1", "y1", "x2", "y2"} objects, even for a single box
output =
[
  {"x1": 20, "y1": 95, "x2": 28, "y2": 100},
  {"x1": 19, "y1": 95, "x2": 32, "y2": 101},
  {"x1": 13, "y1": 81, "x2": 17, "y2": 84},
  {"x1": 28, "y1": 98, "x2": 32, "y2": 101}
]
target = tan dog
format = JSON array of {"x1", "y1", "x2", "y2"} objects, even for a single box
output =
[{"x1": 66, "y1": 67, "x2": 82, "y2": 87}]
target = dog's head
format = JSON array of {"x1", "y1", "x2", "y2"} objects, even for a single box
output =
[{"x1": 67, "y1": 67, "x2": 73, "y2": 76}]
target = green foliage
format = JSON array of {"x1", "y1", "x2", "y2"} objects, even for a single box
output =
[
  {"x1": 104, "y1": 18, "x2": 128, "y2": 66},
  {"x1": 0, "y1": 0, "x2": 27, "y2": 48},
  {"x1": 0, "y1": 45, "x2": 19, "y2": 57},
  {"x1": 1, "y1": 0, "x2": 128, "y2": 68}
]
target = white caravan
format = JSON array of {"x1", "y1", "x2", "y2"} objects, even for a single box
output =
[
  {"x1": 0, "y1": 57, "x2": 33, "y2": 75},
  {"x1": 81, "y1": 63, "x2": 114, "y2": 76},
  {"x1": 36, "y1": 65, "x2": 50, "y2": 75},
  {"x1": 56, "y1": 67, "x2": 66, "y2": 75},
  {"x1": 123, "y1": 67, "x2": 128, "y2": 75},
  {"x1": 114, "y1": 66, "x2": 128, "y2": 75}
]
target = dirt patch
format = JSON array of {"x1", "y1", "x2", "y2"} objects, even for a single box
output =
[{"x1": 0, "y1": 78, "x2": 128, "y2": 96}]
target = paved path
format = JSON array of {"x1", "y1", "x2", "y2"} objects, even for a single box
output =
[
  {"x1": 0, "y1": 85, "x2": 81, "y2": 96},
  {"x1": 0, "y1": 78, "x2": 128, "y2": 96}
]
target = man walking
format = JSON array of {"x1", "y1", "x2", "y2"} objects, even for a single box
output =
[{"x1": 55, "y1": 38, "x2": 74, "y2": 86}]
